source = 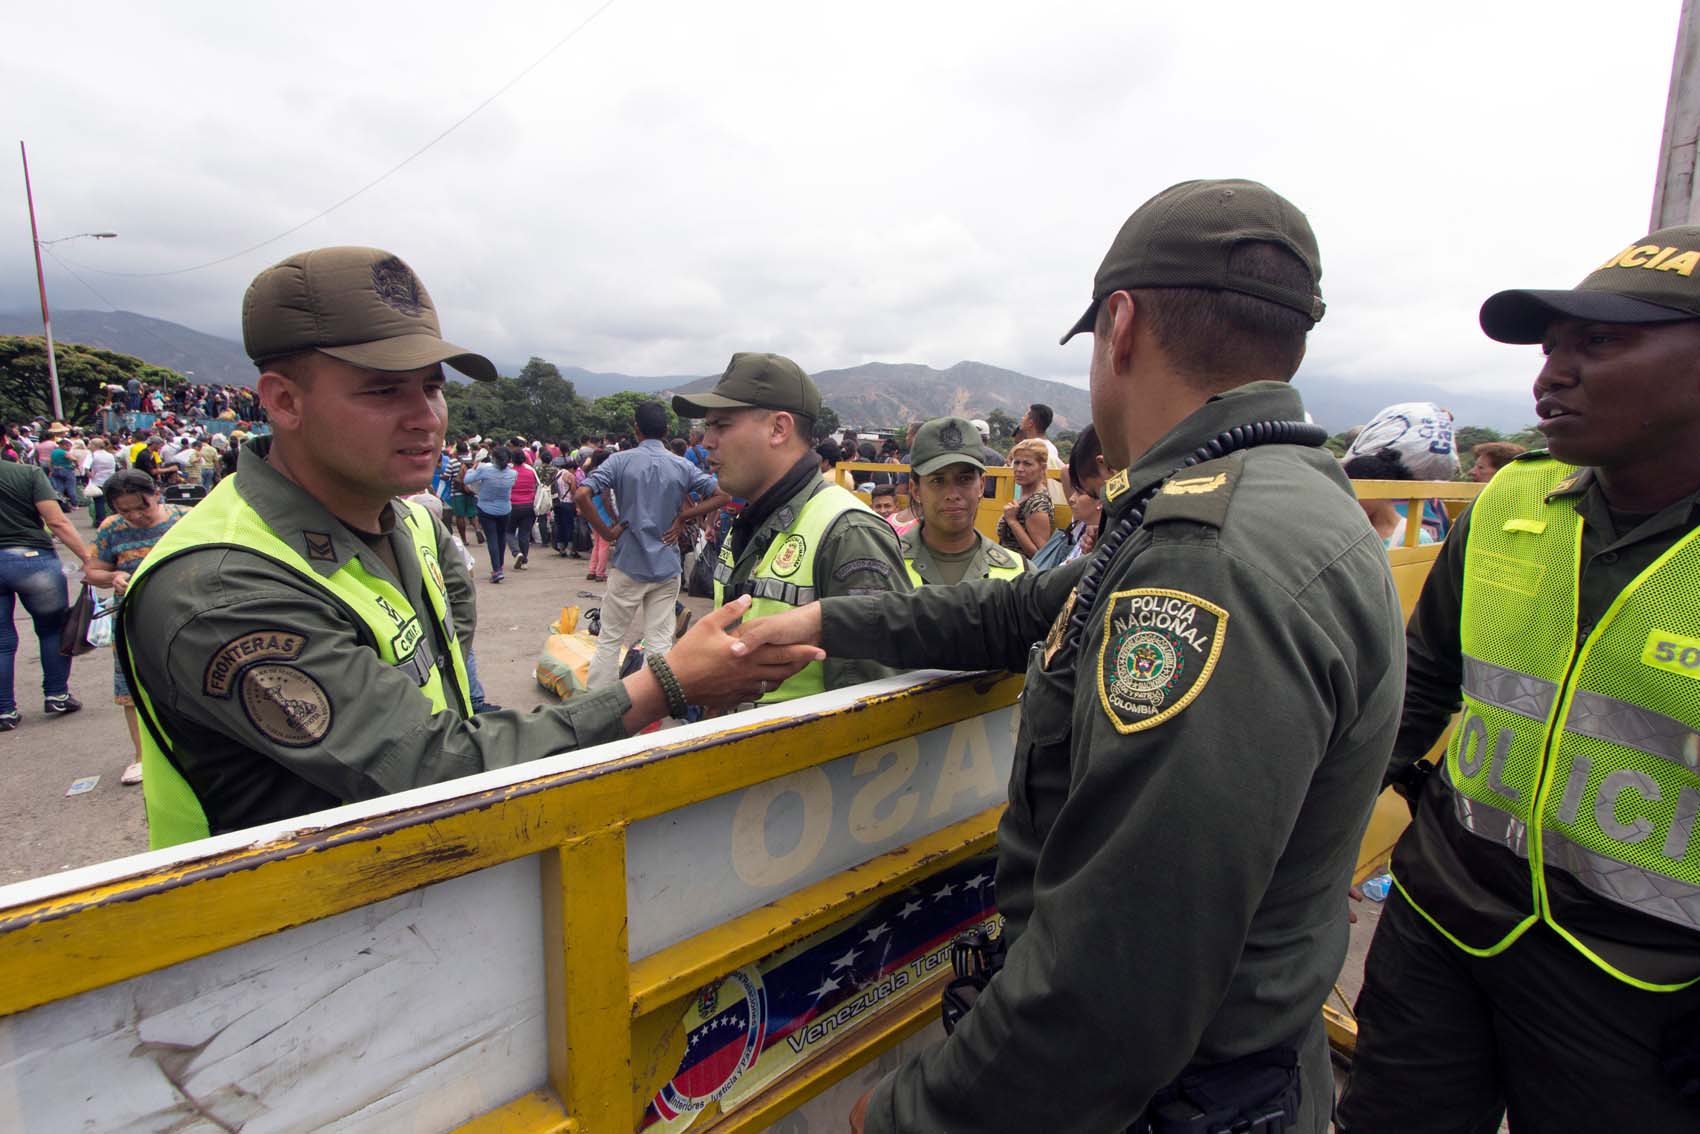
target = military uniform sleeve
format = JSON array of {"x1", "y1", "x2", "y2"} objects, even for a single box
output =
[
  {"x1": 1388, "y1": 503, "x2": 1470, "y2": 777},
  {"x1": 811, "y1": 510, "x2": 914, "y2": 690},
  {"x1": 866, "y1": 538, "x2": 1352, "y2": 1133},
  {"x1": 433, "y1": 510, "x2": 478, "y2": 655},
  {"x1": 130, "y1": 550, "x2": 631, "y2": 803},
  {"x1": 821, "y1": 555, "x2": 1086, "y2": 673}
]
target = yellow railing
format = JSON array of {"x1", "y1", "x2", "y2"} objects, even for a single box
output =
[
  {"x1": 0, "y1": 478, "x2": 1482, "y2": 1123},
  {"x1": 0, "y1": 671, "x2": 1022, "y2": 1133}
]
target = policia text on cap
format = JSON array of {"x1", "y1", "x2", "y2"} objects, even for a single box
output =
[{"x1": 1337, "y1": 225, "x2": 1700, "y2": 1131}]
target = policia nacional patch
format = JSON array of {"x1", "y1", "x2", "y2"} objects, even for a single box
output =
[{"x1": 1097, "y1": 588, "x2": 1227, "y2": 733}]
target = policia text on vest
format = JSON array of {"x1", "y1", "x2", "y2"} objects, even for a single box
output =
[{"x1": 1394, "y1": 455, "x2": 1700, "y2": 990}]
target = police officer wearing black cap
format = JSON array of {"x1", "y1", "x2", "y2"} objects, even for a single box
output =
[
  {"x1": 1339, "y1": 226, "x2": 1700, "y2": 1132},
  {"x1": 735, "y1": 180, "x2": 1404, "y2": 1134}
]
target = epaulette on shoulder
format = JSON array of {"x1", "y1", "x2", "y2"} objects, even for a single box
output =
[
  {"x1": 1142, "y1": 451, "x2": 1246, "y2": 530},
  {"x1": 1511, "y1": 448, "x2": 1551, "y2": 462},
  {"x1": 984, "y1": 543, "x2": 1015, "y2": 568}
]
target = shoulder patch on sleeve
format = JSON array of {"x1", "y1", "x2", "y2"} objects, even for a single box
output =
[
  {"x1": 204, "y1": 629, "x2": 310, "y2": 698},
  {"x1": 240, "y1": 663, "x2": 333, "y2": 747},
  {"x1": 1097, "y1": 588, "x2": 1228, "y2": 734},
  {"x1": 1143, "y1": 453, "x2": 1245, "y2": 530},
  {"x1": 833, "y1": 556, "x2": 894, "y2": 581}
]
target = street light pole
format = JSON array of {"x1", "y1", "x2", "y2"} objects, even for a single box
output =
[
  {"x1": 19, "y1": 142, "x2": 118, "y2": 424},
  {"x1": 19, "y1": 141, "x2": 63, "y2": 421}
]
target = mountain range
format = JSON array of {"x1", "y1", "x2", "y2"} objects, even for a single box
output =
[{"x1": 0, "y1": 309, "x2": 1539, "y2": 433}]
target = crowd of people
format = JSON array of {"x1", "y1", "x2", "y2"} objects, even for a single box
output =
[{"x1": 5, "y1": 176, "x2": 1700, "y2": 1132}]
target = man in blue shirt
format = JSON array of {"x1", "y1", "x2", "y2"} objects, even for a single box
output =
[{"x1": 576, "y1": 402, "x2": 724, "y2": 690}]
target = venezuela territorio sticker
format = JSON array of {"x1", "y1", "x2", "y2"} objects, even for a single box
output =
[{"x1": 1097, "y1": 588, "x2": 1228, "y2": 733}]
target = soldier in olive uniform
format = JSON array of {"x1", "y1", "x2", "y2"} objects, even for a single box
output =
[
  {"x1": 674, "y1": 353, "x2": 911, "y2": 702},
  {"x1": 120, "y1": 247, "x2": 818, "y2": 848},
  {"x1": 736, "y1": 181, "x2": 1405, "y2": 1133},
  {"x1": 900, "y1": 416, "x2": 1027, "y2": 586}
]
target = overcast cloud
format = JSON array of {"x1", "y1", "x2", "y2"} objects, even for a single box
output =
[{"x1": 1, "y1": 1, "x2": 1683, "y2": 402}]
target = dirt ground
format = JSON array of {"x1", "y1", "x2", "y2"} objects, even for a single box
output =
[{"x1": 0, "y1": 505, "x2": 1384, "y2": 1084}]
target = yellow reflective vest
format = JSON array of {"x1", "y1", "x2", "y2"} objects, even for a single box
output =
[
  {"x1": 713, "y1": 483, "x2": 867, "y2": 703},
  {"x1": 1395, "y1": 456, "x2": 1700, "y2": 989},
  {"x1": 120, "y1": 480, "x2": 472, "y2": 849}
]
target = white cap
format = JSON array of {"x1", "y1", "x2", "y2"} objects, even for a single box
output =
[{"x1": 970, "y1": 419, "x2": 990, "y2": 440}]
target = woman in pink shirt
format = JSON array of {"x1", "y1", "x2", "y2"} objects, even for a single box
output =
[{"x1": 507, "y1": 448, "x2": 539, "y2": 570}]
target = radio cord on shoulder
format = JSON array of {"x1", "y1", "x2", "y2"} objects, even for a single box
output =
[{"x1": 1063, "y1": 421, "x2": 1328, "y2": 654}]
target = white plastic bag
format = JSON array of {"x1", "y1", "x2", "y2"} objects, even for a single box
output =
[{"x1": 1345, "y1": 402, "x2": 1459, "y2": 481}]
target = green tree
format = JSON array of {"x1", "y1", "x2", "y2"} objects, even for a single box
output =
[
  {"x1": 443, "y1": 356, "x2": 588, "y2": 444},
  {"x1": 587, "y1": 390, "x2": 681, "y2": 439},
  {"x1": 1453, "y1": 425, "x2": 1502, "y2": 456},
  {"x1": 985, "y1": 408, "x2": 1018, "y2": 443},
  {"x1": 0, "y1": 336, "x2": 181, "y2": 425},
  {"x1": 813, "y1": 404, "x2": 842, "y2": 441}
]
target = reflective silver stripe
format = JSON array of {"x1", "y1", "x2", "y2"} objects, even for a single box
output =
[
  {"x1": 1564, "y1": 690, "x2": 1700, "y2": 771},
  {"x1": 1541, "y1": 827, "x2": 1700, "y2": 932},
  {"x1": 1462, "y1": 656, "x2": 1559, "y2": 721},
  {"x1": 713, "y1": 560, "x2": 734, "y2": 583},
  {"x1": 1441, "y1": 759, "x2": 1531, "y2": 858},
  {"x1": 745, "y1": 578, "x2": 816, "y2": 606}
]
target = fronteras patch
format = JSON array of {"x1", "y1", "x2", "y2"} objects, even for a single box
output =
[
  {"x1": 770, "y1": 534, "x2": 808, "y2": 578},
  {"x1": 1097, "y1": 588, "x2": 1227, "y2": 733},
  {"x1": 832, "y1": 556, "x2": 894, "y2": 581},
  {"x1": 204, "y1": 629, "x2": 308, "y2": 698},
  {"x1": 240, "y1": 664, "x2": 333, "y2": 747}
]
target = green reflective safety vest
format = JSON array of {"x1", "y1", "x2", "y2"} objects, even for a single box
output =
[
  {"x1": 713, "y1": 483, "x2": 868, "y2": 703},
  {"x1": 1394, "y1": 456, "x2": 1700, "y2": 989},
  {"x1": 901, "y1": 539, "x2": 1027, "y2": 587},
  {"x1": 120, "y1": 479, "x2": 473, "y2": 849}
]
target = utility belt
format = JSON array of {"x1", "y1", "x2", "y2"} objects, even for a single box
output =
[
  {"x1": 1128, "y1": 1047, "x2": 1301, "y2": 1134},
  {"x1": 941, "y1": 928, "x2": 1301, "y2": 1134}
]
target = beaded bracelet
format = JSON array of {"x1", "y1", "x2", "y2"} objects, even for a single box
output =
[{"x1": 646, "y1": 653, "x2": 689, "y2": 719}]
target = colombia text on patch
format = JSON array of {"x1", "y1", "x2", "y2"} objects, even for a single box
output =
[{"x1": 1097, "y1": 588, "x2": 1227, "y2": 733}]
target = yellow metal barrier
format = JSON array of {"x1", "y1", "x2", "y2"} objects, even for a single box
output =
[
  {"x1": 0, "y1": 478, "x2": 1481, "y2": 1124},
  {"x1": 0, "y1": 671, "x2": 1021, "y2": 1133}
]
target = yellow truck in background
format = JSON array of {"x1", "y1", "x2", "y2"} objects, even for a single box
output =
[{"x1": 0, "y1": 479, "x2": 1477, "y2": 1134}]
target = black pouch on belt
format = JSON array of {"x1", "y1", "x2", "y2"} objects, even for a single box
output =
[{"x1": 1128, "y1": 1045, "x2": 1301, "y2": 1134}]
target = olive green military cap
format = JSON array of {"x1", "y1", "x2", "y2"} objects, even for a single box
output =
[
  {"x1": 243, "y1": 246, "x2": 497, "y2": 381},
  {"x1": 1060, "y1": 179, "x2": 1325, "y2": 344},
  {"x1": 908, "y1": 416, "x2": 987, "y2": 477},
  {"x1": 1479, "y1": 225, "x2": 1700, "y2": 344},
  {"x1": 673, "y1": 352, "x2": 821, "y2": 419}
]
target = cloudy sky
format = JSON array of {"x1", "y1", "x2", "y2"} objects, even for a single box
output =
[{"x1": 1, "y1": 1, "x2": 1684, "y2": 402}]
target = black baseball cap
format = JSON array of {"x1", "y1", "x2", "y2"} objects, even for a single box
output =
[
  {"x1": 1060, "y1": 179, "x2": 1325, "y2": 344},
  {"x1": 243, "y1": 246, "x2": 497, "y2": 381},
  {"x1": 1479, "y1": 225, "x2": 1700, "y2": 343},
  {"x1": 672, "y1": 352, "x2": 821, "y2": 419}
]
